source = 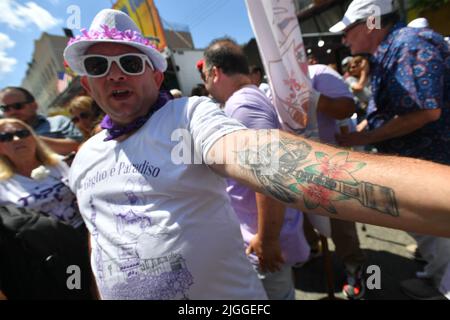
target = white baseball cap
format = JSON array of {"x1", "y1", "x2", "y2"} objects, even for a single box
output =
[
  {"x1": 329, "y1": 0, "x2": 395, "y2": 33},
  {"x1": 64, "y1": 9, "x2": 167, "y2": 75}
]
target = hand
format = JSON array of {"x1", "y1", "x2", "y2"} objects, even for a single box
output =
[
  {"x1": 356, "y1": 119, "x2": 369, "y2": 132},
  {"x1": 336, "y1": 131, "x2": 372, "y2": 147},
  {"x1": 246, "y1": 234, "x2": 285, "y2": 273},
  {"x1": 360, "y1": 58, "x2": 370, "y2": 75}
]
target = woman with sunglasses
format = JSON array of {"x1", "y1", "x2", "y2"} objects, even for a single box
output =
[
  {"x1": 68, "y1": 96, "x2": 104, "y2": 140},
  {"x1": 0, "y1": 118, "x2": 84, "y2": 229},
  {"x1": 0, "y1": 119, "x2": 96, "y2": 300}
]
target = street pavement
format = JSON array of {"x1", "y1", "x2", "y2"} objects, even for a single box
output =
[{"x1": 293, "y1": 223, "x2": 423, "y2": 300}]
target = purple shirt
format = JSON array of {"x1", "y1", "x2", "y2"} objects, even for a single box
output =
[
  {"x1": 309, "y1": 65, "x2": 354, "y2": 144},
  {"x1": 224, "y1": 85, "x2": 310, "y2": 265}
]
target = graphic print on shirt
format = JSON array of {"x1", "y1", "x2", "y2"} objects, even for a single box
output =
[
  {"x1": 17, "y1": 175, "x2": 78, "y2": 224},
  {"x1": 107, "y1": 178, "x2": 155, "y2": 236},
  {"x1": 89, "y1": 180, "x2": 194, "y2": 299}
]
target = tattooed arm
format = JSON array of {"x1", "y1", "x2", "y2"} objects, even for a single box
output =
[{"x1": 207, "y1": 129, "x2": 450, "y2": 237}]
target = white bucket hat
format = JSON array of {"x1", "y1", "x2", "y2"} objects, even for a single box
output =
[
  {"x1": 64, "y1": 9, "x2": 167, "y2": 75},
  {"x1": 329, "y1": 0, "x2": 395, "y2": 33}
]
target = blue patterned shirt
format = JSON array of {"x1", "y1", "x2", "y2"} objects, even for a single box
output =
[{"x1": 368, "y1": 23, "x2": 450, "y2": 164}]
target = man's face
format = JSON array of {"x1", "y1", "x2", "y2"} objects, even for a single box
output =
[
  {"x1": 343, "y1": 22, "x2": 373, "y2": 55},
  {"x1": 202, "y1": 64, "x2": 219, "y2": 101},
  {"x1": 249, "y1": 71, "x2": 262, "y2": 86},
  {"x1": 70, "y1": 108, "x2": 96, "y2": 135},
  {"x1": 0, "y1": 90, "x2": 37, "y2": 125},
  {"x1": 81, "y1": 43, "x2": 164, "y2": 126}
]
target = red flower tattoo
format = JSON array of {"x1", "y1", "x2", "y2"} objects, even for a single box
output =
[{"x1": 289, "y1": 151, "x2": 367, "y2": 213}]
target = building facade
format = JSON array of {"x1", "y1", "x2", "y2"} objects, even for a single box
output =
[{"x1": 21, "y1": 33, "x2": 69, "y2": 115}]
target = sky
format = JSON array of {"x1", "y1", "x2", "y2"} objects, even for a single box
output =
[{"x1": 0, "y1": 0, "x2": 256, "y2": 89}]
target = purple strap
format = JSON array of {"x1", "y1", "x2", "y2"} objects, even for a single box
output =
[{"x1": 101, "y1": 90, "x2": 173, "y2": 141}]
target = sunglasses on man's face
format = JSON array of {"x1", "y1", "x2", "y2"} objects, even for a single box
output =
[
  {"x1": 0, "y1": 101, "x2": 32, "y2": 113},
  {"x1": 71, "y1": 112, "x2": 91, "y2": 123},
  {"x1": 0, "y1": 129, "x2": 32, "y2": 143},
  {"x1": 81, "y1": 53, "x2": 154, "y2": 78}
]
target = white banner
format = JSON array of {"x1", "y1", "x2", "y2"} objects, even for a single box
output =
[
  {"x1": 246, "y1": 0, "x2": 330, "y2": 237},
  {"x1": 245, "y1": 0, "x2": 314, "y2": 135}
]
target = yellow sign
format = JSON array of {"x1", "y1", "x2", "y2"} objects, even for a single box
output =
[{"x1": 113, "y1": 0, "x2": 167, "y2": 51}]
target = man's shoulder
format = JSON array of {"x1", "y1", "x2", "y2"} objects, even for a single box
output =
[
  {"x1": 394, "y1": 27, "x2": 446, "y2": 51},
  {"x1": 69, "y1": 132, "x2": 107, "y2": 184},
  {"x1": 226, "y1": 85, "x2": 273, "y2": 110},
  {"x1": 34, "y1": 114, "x2": 71, "y2": 130},
  {"x1": 225, "y1": 86, "x2": 279, "y2": 128},
  {"x1": 182, "y1": 95, "x2": 226, "y2": 123},
  {"x1": 182, "y1": 95, "x2": 215, "y2": 111},
  {"x1": 80, "y1": 130, "x2": 106, "y2": 148},
  {"x1": 45, "y1": 114, "x2": 71, "y2": 124},
  {"x1": 308, "y1": 63, "x2": 329, "y2": 74},
  {"x1": 309, "y1": 64, "x2": 342, "y2": 79}
]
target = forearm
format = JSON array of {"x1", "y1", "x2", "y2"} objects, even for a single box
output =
[
  {"x1": 317, "y1": 96, "x2": 355, "y2": 120},
  {"x1": 208, "y1": 129, "x2": 450, "y2": 237},
  {"x1": 40, "y1": 137, "x2": 80, "y2": 155},
  {"x1": 255, "y1": 193, "x2": 285, "y2": 242},
  {"x1": 0, "y1": 290, "x2": 6, "y2": 300},
  {"x1": 365, "y1": 109, "x2": 441, "y2": 144},
  {"x1": 351, "y1": 71, "x2": 369, "y2": 92}
]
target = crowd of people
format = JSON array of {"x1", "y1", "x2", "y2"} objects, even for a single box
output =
[{"x1": 0, "y1": 0, "x2": 449, "y2": 300}]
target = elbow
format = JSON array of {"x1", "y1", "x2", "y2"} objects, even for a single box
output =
[
  {"x1": 419, "y1": 109, "x2": 442, "y2": 126},
  {"x1": 334, "y1": 99, "x2": 357, "y2": 120},
  {"x1": 318, "y1": 96, "x2": 356, "y2": 120},
  {"x1": 426, "y1": 109, "x2": 442, "y2": 122}
]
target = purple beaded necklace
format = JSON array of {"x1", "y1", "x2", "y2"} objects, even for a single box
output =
[{"x1": 101, "y1": 90, "x2": 173, "y2": 141}]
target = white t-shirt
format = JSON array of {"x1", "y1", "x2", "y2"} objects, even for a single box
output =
[
  {"x1": 0, "y1": 160, "x2": 83, "y2": 228},
  {"x1": 69, "y1": 96, "x2": 267, "y2": 300}
]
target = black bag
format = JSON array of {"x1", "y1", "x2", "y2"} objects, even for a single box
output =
[{"x1": 0, "y1": 206, "x2": 93, "y2": 300}]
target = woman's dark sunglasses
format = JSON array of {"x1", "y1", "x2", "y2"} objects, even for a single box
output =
[
  {"x1": 71, "y1": 112, "x2": 91, "y2": 123},
  {"x1": 0, "y1": 129, "x2": 32, "y2": 142},
  {"x1": 0, "y1": 101, "x2": 32, "y2": 113}
]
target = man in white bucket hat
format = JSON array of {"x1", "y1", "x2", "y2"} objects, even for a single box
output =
[{"x1": 65, "y1": 9, "x2": 450, "y2": 300}]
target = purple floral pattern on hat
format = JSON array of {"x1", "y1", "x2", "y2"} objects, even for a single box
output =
[{"x1": 68, "y1": 24, "x2": 157, "y2": 49}]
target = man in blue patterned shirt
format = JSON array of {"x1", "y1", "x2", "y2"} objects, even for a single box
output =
[
  {"x1": 330, "y1": 0, "x2": 450, "y2": 301},
  {"x1": 331, "y1": 0, "x2": 449, "y2": 165}
]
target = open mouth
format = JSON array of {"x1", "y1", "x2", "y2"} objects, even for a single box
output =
[{"x1": 111, "y1": 89, "x2": 132, "y2": 100}]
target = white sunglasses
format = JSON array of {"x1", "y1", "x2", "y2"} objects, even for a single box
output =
[{"x1": 81, "y1": 53, "x2": 154, "y2": 78}]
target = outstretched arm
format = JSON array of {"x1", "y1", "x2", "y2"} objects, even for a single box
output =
[
  {"x1": 337, "y1": 109, "x2": 441, "y2": 147},
  {"x1": 40, "y1": 136, "x2": 81, "y2": 156},
  {"x1": 207, "y1": 129, "x2": 450, "y2": 237}
]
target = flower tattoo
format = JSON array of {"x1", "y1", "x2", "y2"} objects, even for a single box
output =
[{"x1": 289, "y1": 152, "x2": 366, "y2": 214}]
